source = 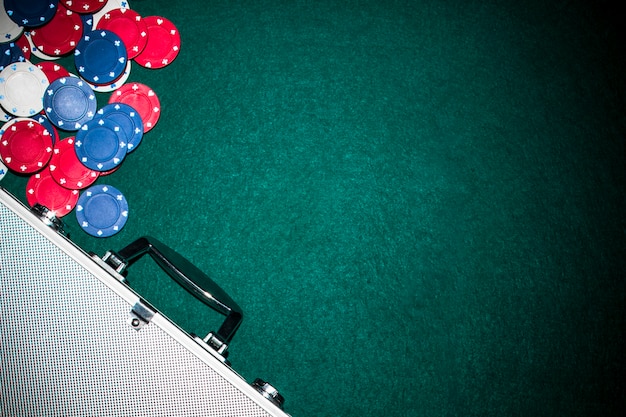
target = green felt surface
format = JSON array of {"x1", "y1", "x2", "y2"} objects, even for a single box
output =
[{"x1": 1, "y1": 0, "x2": 625, "y2": 416}]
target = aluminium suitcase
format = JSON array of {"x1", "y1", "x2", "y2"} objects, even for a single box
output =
[{"x1": 0, "y1": 187, "x2": 290, "y2": 416}]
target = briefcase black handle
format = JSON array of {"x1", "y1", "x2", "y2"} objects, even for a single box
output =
[{"x1": 104, "y1": 237, "x2": 243, "y2": 354}]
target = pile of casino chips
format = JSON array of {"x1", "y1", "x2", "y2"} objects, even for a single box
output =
[{"x1": 0, "y1": 0, "x2": 180, "y2": 237}]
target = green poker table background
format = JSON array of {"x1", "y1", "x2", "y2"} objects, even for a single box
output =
[{"x1": 2, "y1": 0, "x2": 625, "y2": 416}]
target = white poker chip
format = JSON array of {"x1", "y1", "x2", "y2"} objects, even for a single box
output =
[
  {"x1": 0, "y1": 1, "x2": 24, "y2": 43},
  {"x1": 0, "y1": 61, "x2": 50, "y2": 117}
]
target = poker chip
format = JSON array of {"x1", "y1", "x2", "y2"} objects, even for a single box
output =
[
  {"x1": 74, "y1": 117, "x2": 127, "y2": 171},
  {"x1": 96, "y1": 102, "x2": 143, "y2": 152},
  {"x1": 0, "y1": 159, "x2": 8, "y2": 181},
  {"x1": 29, "y1": 3, "x2": 83, "y2": 57},
  {"x1": 76, "y1": 183, "x2": 128, "y2": 237},
  {"x1": 0, "y1": 1, "x2": 24, "y2": 43},
  {"x1": 0, "y1": 118, "x2": 53, "y2": 173},
  {"x1": 74, "y1": 29, "x2": 128, "y2": 84},
  {"x1": 95, "y1": 8, "x2": 147, "y2": 59},
  {"x1": 109, "y1": 82, "x2": 160, "y2": 132},
  {"x1": 97, "y1": 164, "x2": 121, "y2": 176},
  {"x1": 33, "y1": 113, "x2": 59, "y2": 144},
  {"x1": 0, "y1": 42, "x2": 25, "y2": 71},
  {"x1": 91, "y1": 0, "x2": 130, "y2": 29},
  {"x1": 85, "y1": 59, "x2": 131, "y2": 92},
  {"x1": 26, "y1": 169, "x2": 79, "y2": 217},
  {"x1": 43, "y1": 76, "x2": 97, "y2": 130},
  {"x1": 0, "y1": 62, "x2": 49, "y2": 117},
  {"x1": 24, "y1": 31, "x2": 61, "y2": 61},
  {"x1": 61, "y1": 0, "x2": 107, "y2": 14},
  {"x1": 79, "y1": 13, "x2": 94, "y2": 35},
  {"x1": 49, "y1": 136, "x2": 99, "y2": 189},
  {"x1": 3, "y1": 0, "x2": 59, "y2": 28},
  {"x1": 134, "y1": 15, "x2": 180, "y2": 69},
  {"x1": 14, "y1": 33, "x2": 32, "y2": 61},
  {"x1": 0, "y1": 106, "x2": 11, "y2": 123},
  {"x1": 36, "y1": 61, "x2": 71, "y2": 83}
]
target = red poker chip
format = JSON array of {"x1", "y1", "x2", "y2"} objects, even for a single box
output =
[
  {"x1": 61, "y1": 0, "x2": 107, "y2": 14},
  {"x1": 29, "y1": 3, "x2": 83, "y2": 57},
  {"x1": 95, "y1": 8, "x2": 148, "y2": 60},
  {"x1": 26, "y1": 170, "x2": 79, "y2": 218},
  {"x1": 36, "y1": 61, "x2": 72, "y2": 84},
  {"x1": 49, "y1": 136, "x2": 100, "y2": 189},
  {"x1": 109, "y1": 82, "x2": 160, "y2": 132},
  {"x1": 134, "y1": 16, "x2": 181, "y2": 69},
  {"x1": 0, "y1": 118, "x2": 53, "y2": 174}
]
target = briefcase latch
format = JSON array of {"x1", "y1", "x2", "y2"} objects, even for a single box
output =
[
  {"x1": 252, "y1": 379, "x2": 286, "y2": 410},
  {"x1": 31, "y1": 203, "x2": 66, "y2": 235},
  {"x1": 196, "y1": 332, "x2": 229, "y2": 357},
  {"x1": 128, "y1": 299, "x2": 156, "y2": 330},
  {"x1": 103, "y1": 237, "x2": 243, "y2": 359}
]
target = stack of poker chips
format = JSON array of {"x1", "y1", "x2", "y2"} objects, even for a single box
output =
[{"x1": 0, "y1": 0, "x2": 180, "y2": 237}]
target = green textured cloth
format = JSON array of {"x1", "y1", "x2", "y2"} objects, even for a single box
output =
[{"x1": 1, "y1": 1, "x2": 624, "y2": 416}]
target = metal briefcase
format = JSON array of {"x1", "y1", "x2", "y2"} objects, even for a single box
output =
[{"x1": 0, "y1": 187, "x2": 290, "y2": 417}]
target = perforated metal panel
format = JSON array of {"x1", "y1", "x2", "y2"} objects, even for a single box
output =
[{"x1": 0, "y1": 194, "x2": 285, "y2": 417}]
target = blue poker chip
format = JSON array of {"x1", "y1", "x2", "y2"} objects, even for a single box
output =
[
  {"x1": 74, "y1": 117, "x2": 128, "y2": 171},
  {"x1": 3, "y1": 0, "x2": 59, "y2": 28},
  {"x1": 76, "y1": 184, "x2": 128, "y2": 237},
  {"x1": 43, "y1": 76, "x2": 97, "y2": 131},
  {"x1": 96, "y1": 103, "x2": 144, "y2": 152},
  {"x1": 74, "y1": 29, "x2": 128, "y2": 85},
  {"x1": 80, "y1": 13, "x2": 95, "y2": 36},
  {"x1": 32, "y1": 114, "x2": 59, "y2": 144},
  {"x1": 0, "y1": 42, "x2": 25, "y2": 71}
]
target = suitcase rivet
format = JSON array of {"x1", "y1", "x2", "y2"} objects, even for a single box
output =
[{"x1": 130, "y1": 318, "x2": 141, "y2": 328}]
